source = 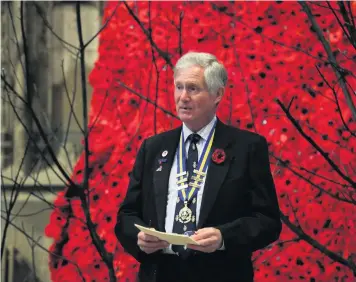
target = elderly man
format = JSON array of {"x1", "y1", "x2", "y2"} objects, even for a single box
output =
[{"x1": 115, "y1": 52, "x2": 281, "y2": 282}]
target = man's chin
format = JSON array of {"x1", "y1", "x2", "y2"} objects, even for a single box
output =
[{"x1": 178, "y1": 114, "x2": 193, "y2": 123}]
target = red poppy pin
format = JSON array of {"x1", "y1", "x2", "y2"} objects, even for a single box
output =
[{"x1": 212, "y1": 148, "x2": 226, "y2": 164}]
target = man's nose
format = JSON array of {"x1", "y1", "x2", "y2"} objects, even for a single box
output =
[{"x1": 180, "y1": 89, "x2": 190, "y2": 100}]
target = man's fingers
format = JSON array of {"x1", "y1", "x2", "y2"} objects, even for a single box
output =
[
  {"x1": 137, "y1": 231, "x2": 169, "y2": 253},
  {"x1": 193, "y1": 228, "x2": 222, "y2": 242},
  {"x1": 191, "y1": 231, "x2": 216, "y2": 241},
  {"x1": 188, "y1": 228, "x2": 222, "y2": 253},
  {"x1": 138, "y1": 231, "x2": 160, "y2": 242},
  {"x1": 193, "y1": 237, "x2": 216, "y2": 247}
]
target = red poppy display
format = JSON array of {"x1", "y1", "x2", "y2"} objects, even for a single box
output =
[{"x1": 45, "y1": 1, "x2": 356, "y2": 281}]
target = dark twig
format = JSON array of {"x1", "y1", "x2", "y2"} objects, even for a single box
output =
[
  {"x1": 299, "y1": 1, "x2": 356, "y2": 120},
  {"x1": 148, "y1": 2, "x2": 160, "y2": 135},
  {"x1": 315, "y1": 65, "x2": 356, "y2": 138},
  {"x1": 75, "y1": 3, "x2": 115, "y2": 281},
  {"x1": 280, "y1": 211, "x2": 356, "y2": 273},
  {"x1": 231, "y1": 46, "x2": 257, "y2": 132},
  {"x1": 337, "y1": 2, "x2": 356, "y2": 49},
  {"x1": 276, "y1": 98, "x2": 356, "y2": 188},
  {"x1": 123, "y1": 1, "x2": 173, "y2": 68},
  {"x1": 271, "y1": 153, "x2": 355, "y2": 205},
  {"x1": 0, "y1": 215, "x2": 85, "y2": 282},
  {"x1": 326, "y1": 2, "x2": 355, "y2": 50},
  {"x1": 1, "y1": 78, "x2": 75, "y2": 187},
  {"x1": 61, "y1": 60, "x2": 84, "y2": 135},
  {"x1": 32, "y1": 2, "x2": 79, "y2": 53},
  {"x1": 7, "y1": 2, "x2": 25, "y2": 75},
  {"x1": 115, "y1": 79, "x2": 179, "y2": 119},
  {"x1": 178, "y1": 11, "x2": 184, "y2": 56},
  {"x1": 83, "y1": 3, "x2": 120, "y2": 49}
]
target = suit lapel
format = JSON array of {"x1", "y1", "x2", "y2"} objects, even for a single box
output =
[
  {"x1": 198, "y1": 120, "x2": 234, "y2": 229},
  {"x1": 153, "y1": 127, "x2": 181, "y2": 231}
]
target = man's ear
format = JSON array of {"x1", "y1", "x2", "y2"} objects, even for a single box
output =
[{"x1": 215, "y1": 88, "x2": 224, "y2": 105}]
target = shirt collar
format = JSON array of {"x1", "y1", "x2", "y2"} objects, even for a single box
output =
[{"x1": 182, "y1": 115, "x2": 217, "y2": 143}]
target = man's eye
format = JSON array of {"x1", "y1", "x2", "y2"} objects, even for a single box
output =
[{"x1": 176, "y1": 85, "x2": 183, "y2": 90}]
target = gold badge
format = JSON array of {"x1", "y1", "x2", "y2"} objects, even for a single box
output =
[{"x1": 178, "y1": 205, "x2": 192, "y2": 223}]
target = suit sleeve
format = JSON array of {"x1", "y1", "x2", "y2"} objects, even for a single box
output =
[
  {"x1": 115, "y1": 140, "x2": 156, "y2": 262},
  {"x1": 216, "y1": 136, "x2": 282, "y2": 254}
]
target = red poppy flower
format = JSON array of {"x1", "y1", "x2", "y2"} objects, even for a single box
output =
[{"x1": 212, "y1": 148, "x2": 226, "y2": 164}]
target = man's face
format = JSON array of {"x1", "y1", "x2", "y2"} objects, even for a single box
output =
[{"x1": 174, "y1": 66, "x2": 222, "y2": 131}]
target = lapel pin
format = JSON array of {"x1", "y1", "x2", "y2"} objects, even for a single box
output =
[
  {"x1": 156, "y1": 166, "x2": 162, "y2": 172},
  {"x1": 162, "y1": 150, "x2": 168, "y2": 157}
]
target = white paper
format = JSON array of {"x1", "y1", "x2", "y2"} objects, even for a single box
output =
[{"x1": 134, "y1": 224, "x2": 200, "y2": 246}]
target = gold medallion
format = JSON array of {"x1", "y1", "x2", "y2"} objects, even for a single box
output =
[{"x1": 178, "y1": 205, "x2": 192, "y2": 223}]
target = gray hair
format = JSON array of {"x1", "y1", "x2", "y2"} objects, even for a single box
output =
[{"x1": 173, "y1": 52, "x2": 228, "y2": 95}]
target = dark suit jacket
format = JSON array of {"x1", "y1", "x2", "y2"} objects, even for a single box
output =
[{"x1": 115, "y1": 120, "x2": 281, "y2": 282}]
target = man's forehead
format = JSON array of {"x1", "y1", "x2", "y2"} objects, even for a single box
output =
[
  {"x1": 175, "y1": 70, "x2": 204, "y2": 81},
  {"x1": 174, "y1": 78, "x2": 202, "y2": 83}
]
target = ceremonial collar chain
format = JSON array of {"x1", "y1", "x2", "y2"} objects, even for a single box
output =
[{"x1": 175, "y1": 120, "x2": 217, "y2": 204}]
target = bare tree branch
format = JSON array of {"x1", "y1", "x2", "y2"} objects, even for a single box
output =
[
  {"x1": 32, "y1": 2, "x2": 79, "y2": 53},
  {"x1": 115, "y1": 79, "x2": 179, "y2": 119},
  {"x1": 0, "y1": 215, "x2": 85, "y2": 282},
  {"x1": 275, "y1": 98, "x2": 356, "y2": 188},
  {"x1": 83, "y1": 2, "x2": 120, "y2": 49},
  {"x1": 271, "y1": 153, "x2": 356, "y2": 205},
  {"x1": 75, "y1": 3, "x2": 115, "y2": 281},
  {"x1": 326, "y1": 2, "x2": 356, "y2": 50},
  {"x1": 280, "y1": 211, "x2": 356, "y2": 273},
  {"x1": 299, "y1": 1, "x2": 356, "y2": 120},
  {"x1": 232, "y1": 46, "x2": 257, "y2": 132},
  {"x1": 148, "y1": 1, "x2": 160, "y2": 135},
  {"x1": 1, "y1": 79, "x2": 75, "y2": 186},
  {"x1": 123, "y1": 1, "x2": 173, "y2": 68},
  {"x1": 315, "y1": 65, "x2": 356, "y2": 138}
]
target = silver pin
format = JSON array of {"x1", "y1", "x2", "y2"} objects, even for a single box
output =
[
  {"x1": 192, "y1": 143, "x2": 196, "y2": 150},
  {"x1": 156, "y1": 166, "x2": 162, "y2": 171},
  {"x1": 162, "y1": 150, "x2": 168, "y2": 157},
  {"x1": 193, "y1": 161, "x2": 197, "y2": 168}
]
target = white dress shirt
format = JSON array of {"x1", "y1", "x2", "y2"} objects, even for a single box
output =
[{"x1": 163, "y1": 116, "x2": 217, "y2": 253}]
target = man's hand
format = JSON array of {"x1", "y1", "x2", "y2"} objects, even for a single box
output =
[
  {"x1": 187, "y1": 227, "x2": 223, "y2": 253},
  {"x1": 137, "y1": 231, "x2": 169, "y2": 254}
]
